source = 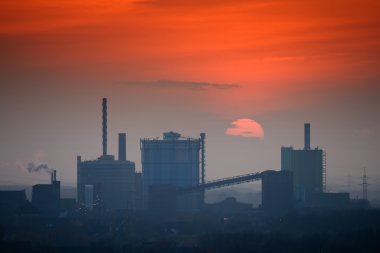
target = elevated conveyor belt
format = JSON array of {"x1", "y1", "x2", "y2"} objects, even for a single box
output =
[{"x1": 177, "y1": 171, "x2": 272, "y2": 194}]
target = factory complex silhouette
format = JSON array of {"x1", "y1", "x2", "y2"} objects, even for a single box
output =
[
  {"x1": 75, "y1": 98, "x2": 369, "y2": 216},
  {"x1": 1, "y1": 98, "x2": 369, "y2": 217},
  {"x1": 0, "y1": 98, "x2": 375, "y2": 253}
]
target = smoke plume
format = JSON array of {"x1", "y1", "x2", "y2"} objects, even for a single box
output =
[{"x1": 26, "y1": 162, "x2": 53, "y2": 174}]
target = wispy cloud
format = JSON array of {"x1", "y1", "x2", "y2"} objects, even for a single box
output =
[
  {"x1": 263, "y1": 56, "x2": 308, "y2": 62},
  {"x1": 120, "y1": 80, "x2": 240, "y2": 90},
  {"x1": 226, "y1": 118, "x2": 264, "y2": 139},
  {"x1": 133, "y1": 0, "x2": 249, "y2": 7}
]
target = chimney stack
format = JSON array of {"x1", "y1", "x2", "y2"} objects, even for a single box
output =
[
  {"x1": 102, "y1": 98, "x2": 107, "y2": 156},
  {"x1": 304, "y1": 123, "x2": 311, "y2": 150},
  {"x1": 118, "y1": 133, "x2": 126, "y2": 161},
  {"x1": 51, "y1": 169, "x2": 57, "y2": 183}
]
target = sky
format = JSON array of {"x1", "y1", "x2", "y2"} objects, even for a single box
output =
[{"x1": 0, "y1": 0, "x2": 379, "y2": 197}]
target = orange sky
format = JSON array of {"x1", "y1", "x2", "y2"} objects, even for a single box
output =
[
  {"x1": 1, "y1": 0, "x2": 379, "y2": 82},
  {"x1": 1, "y1": 0, "x2": 379, "y2": 118},
  {"x1": 0, "y1": 0, "x2": 379, "y2": 186}
]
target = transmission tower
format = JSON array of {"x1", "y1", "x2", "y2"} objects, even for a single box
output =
[
  {"x1": 362, "y1": 167, "x2": 368, "y2": 200},
  {"x1": 347, "y1": 173, "x2": 351, "y2": 194}
]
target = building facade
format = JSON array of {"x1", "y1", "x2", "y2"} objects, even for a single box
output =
[
  {"x1": 281, "y1": 123, "x2": 325, "y2": 202},
  {"x1": 76, "y1": 98, "x2": 136, "y2": 211},
  {"x1": 32, "y1": 170, "x2": 60, "y2": 216},
  {"x1": 141, "y1": 131, "x2": 204, "y2": 212},
  {"x1": 77, "y1": 155, "x2": 135, "y2": 211},
  {"x1": 261, "y1": 170, "x2": 293, "y2": 215},
  {"x1": 0, "y1": 190, "x2": 26, "y2": 217}
]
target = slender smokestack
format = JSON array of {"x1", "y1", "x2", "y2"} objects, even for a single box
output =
[
  {"x1": 200, "y1": 133, "x2": 206, "y2": 208},
  {"x1": 200, "y1": 133, "x2": 206, "y2": 185},
  {"x1": 51, "y1": 169, "x2": 56, "y2": 183},
  {"x1": 118, "y1": 133, "x2": 126, "y2": 161},
  {"x1": 304, "y1": 123, "x2": 310, "y2": 150},
  {"x1": 102, "y1": 98, "x2": 107, "y2": 155}
]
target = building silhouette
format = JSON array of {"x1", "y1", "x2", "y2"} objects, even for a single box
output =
[
  {"x1": 141, "y1": 131, "x2": 205, "y2": 212},
  {"x1": 281, "y1": 123, "x2": 326, "y2": 203},
  {"x1": 134, "y1": 172, "x2": 143, "y2": 211},
  {"x1": 261, "y1": 170, "x2": 293, "y2": 215},
  {"x1": 77, "y1": 98, "x2": 136, "y2": 211},
  {"x1": 307, "y1": 192, "x2": 350, "y2": 209},
  {"x1": 32, "y1": 170, "x2": 60, "y2": 216},
  {"x1": 148, "y1": 184, "x2": 177, "y2": 218},
  {"x1": 203, "y1": 197, "x2": 252, "y2": 215},
  {"x1": 0, "y1": 190, "x2": 26, "y2": 217}
]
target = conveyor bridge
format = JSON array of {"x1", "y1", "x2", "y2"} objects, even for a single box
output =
[{"x1": 178, "y1": 171, "x2": 272, "y2": 194}]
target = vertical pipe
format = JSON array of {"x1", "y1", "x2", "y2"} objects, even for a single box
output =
[
  {"x1": 77, "y1": 156, "x2": 82, "y2": 203},
  {"x1": 102, "y1": 98, "x2": 107, "y2": 155},
  {"x1": 200, "y1": 133, "x2": 206, "y2": 185},
  {"x1": 118, "y1": 133, "x2": 127, "y2": 161},
  {"x1": 200, "y1": 133, "x2": 206, "y2": 208},
  {"x1": 304, "y1": 123, "x2": 310, "y2": 150}
]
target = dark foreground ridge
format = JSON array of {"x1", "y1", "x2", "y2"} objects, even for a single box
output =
[{"x1": 1, "y1": 209, "x2": 380, "y2": 253}]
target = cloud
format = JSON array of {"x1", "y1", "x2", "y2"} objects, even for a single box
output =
[
  {"x1": 133, "y1": 0, "x2": 248, "y2": 7},
  {"x1": 226, "y1": 118, "x2": 264, "y2": 138},
  {"x1": 354, "y1": 126, "x2": 378, "y2": 137},
  {"x1": 120, "y1": 80, "x2": 240, "y2": 90},
  {"x1": 263, "y1": 56, "x2": 308, "y2": 62}
]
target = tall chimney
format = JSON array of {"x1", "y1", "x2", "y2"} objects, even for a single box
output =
[
  {"x1": 304, "y1": 123, "x2": 311, "y2": 150},
  {"x1": 118, "y1": 133, "x2": 126, "y2": 161},
  {"x1": 102, "y1": 98, "x2": 107, "y2": 156},
  {"x1": 51, "y1": 169, "x2": 56, "y2": 183},
  {"x1": 200, "y1": 133, "x2": 206, "y2": 185},
  {"x1": 200, "y1": 133, "x2": 206, "y2": 207}
]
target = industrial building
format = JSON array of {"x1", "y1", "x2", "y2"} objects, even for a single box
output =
[
  {"x1": 203, "y1": 197, "x2": 252, "y2": 215},
  {"x1": 0, "y1": 190, "x2": 26, "y2": 216},
  {"x1": 77, "y1": 98, "x2": 136, "y2": 211},
  {"x1": 281, "y1": 123, "x2": 326, "y2": 202},
  {"x1": 307, "y1": 192, "x2": 350, "y2": 209},
  {"x1": 261, "y1": 170, "x2": 293, "y2": 215},
  {"x1": 32, "y1": 170, "x2": 60, "y2": 216},
  {"x1": 141, "y1": 131, "x2": 206, "y2": 212},
  {"x1": 134, "y1": 172, "x2": 143, "y2": 211},
  {"x1": 148, "y1": 184, "x2": 177, "y2": 218}
]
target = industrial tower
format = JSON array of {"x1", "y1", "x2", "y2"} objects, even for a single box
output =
[
  {"x1": 77, "y1": 98, "x2": 136, "y2": 211},
  {"x1": 281, "y1": 123, "x2": 326, "y2": 202},
  {"x1": 140, "y1": 132, "x2": 206, "y2": 212}
]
